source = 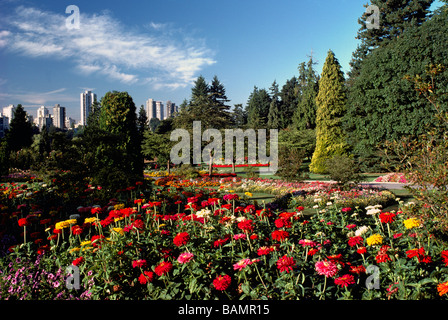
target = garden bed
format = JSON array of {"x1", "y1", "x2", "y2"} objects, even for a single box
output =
[{"x1": 1, "y1": 174, "x2": 447, "y2": 300}]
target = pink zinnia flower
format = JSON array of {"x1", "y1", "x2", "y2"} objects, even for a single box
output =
[
  {"x1": 299, "y1": 239, "x2": 317, "y2": 247},
  {"x1": 233, "y1": 233, "x2": 246, "y2": 240},
  {"x1": 233, "y1": 258, "x2": 252, "y2": 271},
  {"x1": 315, "y1": 260, "x2": 339, "y2": 278},
  {"x1": 177, "y1": 252, "x2": 194, "y2": 264}
]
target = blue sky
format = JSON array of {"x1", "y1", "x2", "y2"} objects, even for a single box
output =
[{"x1": 0, "y1": 0, "x2": 443, "y2": 121}]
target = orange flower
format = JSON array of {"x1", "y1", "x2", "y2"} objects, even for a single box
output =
[{"x1": 437, "y1": 281, "x2": 448, "y2": 296}]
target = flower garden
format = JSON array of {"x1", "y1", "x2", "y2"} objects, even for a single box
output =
[{"x1": 1, "y1": 171, "x2": 448, "y2": 300}]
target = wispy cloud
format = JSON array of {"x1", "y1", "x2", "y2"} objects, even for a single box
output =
[
  {"x1": 0, "y1": 88, "x2": 77, "y2": 106},
  {"x1": 0, "y1": 5, "x2": 216, "y2": 89}
]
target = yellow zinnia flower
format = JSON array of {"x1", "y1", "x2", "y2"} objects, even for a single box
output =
[
  {"x1": 245, "y1": 192, "x2": 253, "y2": 197},
  {"x1": 112, "y1": 227, "x2": 124, "y2": 235},
  {"x1": 403, "y1": 218, "x2": 421, "y2": 229},
  {"x1": 80, "y1": 240, "x2": 92, "y2": 246},
  {"x1": 84, "y1": 217, "x2": 98, "y2": 224},
  {"x1": 366, "y1": 234, "x2": 383, "y2": 246}
]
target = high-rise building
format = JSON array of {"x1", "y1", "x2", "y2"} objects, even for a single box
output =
[
  {"x1": 65, "y1": 116, "x2": 75, "y2": 129},
  {"x1": 165, "y1": 101, "x2": 178, "y2": 119},
  {"x1": 53, "y1": 104, "x2": 66, "y2": 129},
  {"x1": 36, "y1": 106, "x2": 52, "y2": 130},
  {"x1": 146, "y1": 98, "x2": 156, "y2": 120},
  {"x1": 2, "y1": 105, "x2": 15, "y2": 130},
  {"x1": 80, "y1": 90, "x2": 97, "y2": 126},
  {"x1": 156, "y1": 101, "x2": 164, "y2": 120}
]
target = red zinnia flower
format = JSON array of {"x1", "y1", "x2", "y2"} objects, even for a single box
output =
[
  {"x1": 276, "y1": 255, "x2": 295, "y2": 273},
  {"x1": 173, "y1": 232, "x2": 190, "y2": 247},
  {"x1": 138, "y1": 271, "x2": 154, "y2": 285},
  {"x1": 375, "y1": 245, "x2": 392, "y2": 263},
  {"x1": 441, "y1": 250, "x2": 448, "y2": 266},
  {"x1": 349, "y1": 265, "x2": 366, "y2": 275},
  {"x1": 132, "y1": 259, "x2": 147, "y2": 268},
  {"x1": 18, "y1": 218, "x2": 30, "y2": 227},
  {"x1": 357, "y1": 247, "x2": 367, "y2": 255},
  {"x1": 334, "y1": 274, "x2": 355, "y2": 287},
  {"x1": 72, "y1": 225, "x2": 83, "y2": 235},
  {"x1": 271, "y1": 230, "x2": 289, "y2": 242},
  {"x1": 348, "y1": 236, "x2": 364, "y2": 247},
  {"x1": 91, "y1": 235, "x2": 105, "y2": 247},
  {"x1": 213, "y1": 274, "x2": 231, "y2": 291},
  {"x1": 72, "y1": 256, "x2": 84, "y2": 266},
  {"x1": 154, "y1": 261, "x2": 173, "y2": 276},
  {"x1": 237, "y1": 219, "x2": 254, "y2": 233},
  {"x1": 257, "y1": 246, "x2": 273, "y2": 256},
  {"x1": 379, "y1": 212, "x2": 396, "y2": 224}
]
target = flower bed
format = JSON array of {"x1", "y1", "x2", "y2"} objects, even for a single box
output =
[
  {"x1": 374, "y1": 173, "x2": 408, "y2": 183},
  {"x1": 1, "y1": 177, "x2": 448, "y2": 300}
]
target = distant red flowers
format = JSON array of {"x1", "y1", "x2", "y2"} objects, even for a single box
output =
[
  {"x1": 132, "y1": 259, "x2": 147, "y2": 268},
  {"x1": 213, "y1": 274, "x2": 232, "y2": 291},
  {"x1": 18, "y1": 218, "x2": 30, "y2": 227},
  {"x1": 276, "y1": 255, "x2": 295, "y2": 273},
  {"x1": 154, "y1": 261, "x2": 173, "y2": 276},
  {"x1": 379, "y1": 212, "x2": 396, "y2": 224},
  {"x1": 237, "y1": 219, "x2": 254, "y2": 233},
  {"x1": 72, "y1": 256, "x2": 84, "y2": 266},
  {"x1": 173, "y1": 232, "x2": 190, "y2": 247},
  {"x1": 334, "y1": 274, "x2": 355, "y2": 287},
  {"x1": 139, "y1": 271, "x2": 154, "y2": 285},
  {"x1": 406, "y1": 247, "x2": 432, "y2": 263},
  {"x1": 271, "y1": 230, "x2": 289, "y2": 242},
  {"x1": 348, "y1": 236, "x2": 364, "y2": 247}
]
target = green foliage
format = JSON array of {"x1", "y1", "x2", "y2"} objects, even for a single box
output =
[
  {"x1": 174, "y1": 75, "x2": 232, "y2": 130},
  {"x1": 6, "y1": 104, "x2": 33, "y2": 152},
  {"x1": 278, "y1": 128, "x2": 316, "y2": 160},
  {"x1": 345, "y1": 7, "x2": 448, "y2": 171},
  {"x1": 293, "y1": 56, "x2": 319, "y2": 130},
  {"x1": 348, "y1": 0, "x2": 434, "y2": 82},
  {"x1": 276, "y1": 147, "x2": 308, "y2": 182},
  {"x1": 246, "y1": 87, "x2": 271, "y2": 129},
  {"x1": 141, "y1": 130, "x2": 173, "y2": 165},
  {"x1": 310, "y1": 50, "x2": 349, "y2": 174},
  {"x1": 383, "y1": 64, "x2": 448, "y2": 232},
  {"x1": 325, "y1": 155, "x2": 363, "y2": 189},
  {"x1": 98, "y1": 91, "x2": 143, "y2": 177}
]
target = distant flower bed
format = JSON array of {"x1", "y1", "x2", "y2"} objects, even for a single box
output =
[
  {"x1": 290, "y1": 188, "x2": 397, "y2": 211},
  {"x1": 220, "y1": 177, "x2": 334, "y2": 196},
  {"x1": 375, "y1": 173, "x2": 408, "y2": 183},
  {"x1": 212, "y1": 164, "x2": 270, "y2": 168}
]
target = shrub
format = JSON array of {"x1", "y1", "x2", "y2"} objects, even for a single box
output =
[{"x1": 325, "y1": 155, "x2": 363, "y2": 189}]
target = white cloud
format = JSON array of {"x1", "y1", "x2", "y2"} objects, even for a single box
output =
[
  {"x1": 1, "y1": 6, "x2": 216, "y2": 88},
  {"x1": 0, "y1": 88, "x2": 77, "y2": 106}
]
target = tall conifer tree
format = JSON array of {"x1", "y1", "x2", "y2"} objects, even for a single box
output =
[{"x1": 310, "y1": 50, "x2": 349, "y2": 174}]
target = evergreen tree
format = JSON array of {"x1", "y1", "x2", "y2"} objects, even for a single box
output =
[
  {"x1": 208, "y1": 75, "x2": 233, "y2": 127},
  {"x1": 278, "y1": 77, "x2": 300, "y2": 129},
  {"x1": 293, "y1": 56, "x2": 319, "y2": 130},
  {"x1": 232, "y1": 104, "x2": 247, "y2": 128},
  {"x1": 246, "y1": 87, "x2": 271, "y2": 129},
  {"x1": 6, "y1": 104, "x2": 33, "y2": 152},
  {"x1": 98, "y1": 91, "x2": 143, "y2": 179},
  {"x1": 345, "y1": 6, "x2": 448, "y2": 171},
  {"x1": 191, "y1": 75, "x2": 209, "y2": 103},
  {"x1": 310, "y1": 50, "x2": 349, "y2": 174},
  {"x1": 137, "y1": 105, "x2": 148, "y2": 136},
  {"x1": 348, "y1": 0, "x2": 434, "y2": 83},
  {"x1": 267, "y1": 80, "x2": 282, "y2": 129}
]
